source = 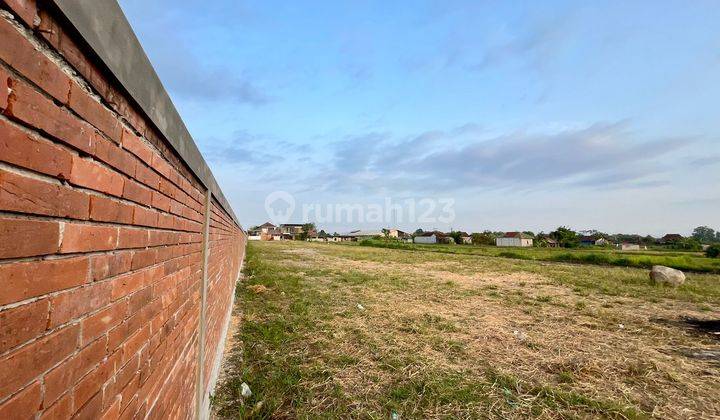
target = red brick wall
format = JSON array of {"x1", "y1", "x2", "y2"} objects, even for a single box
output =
[{"x1": 0, "y1": 2, "x2": 246, "y2": 418}]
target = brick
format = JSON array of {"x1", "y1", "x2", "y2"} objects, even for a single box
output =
[
  {"x1": 36, "y1": 8, "x2": 112, "y2": 100},
  {"x1": 90, "y1": 251, "x2": 132, "y2": 281},
  {"x1": 155, "y1": 246, "x2": 173, "y2": 264},
  {"x1": 118, "y1": 379, "x2": 139, "y2": 416},
  {"x1": 151, "y1": 154, "x2": 174, "y2": 181},
  {"x1": 3, "y1": 0, "x2": 37, "y2": 27},
  {"x1": 93, "y1": 135, "x2": 137, "y2": 177},
  {"x1": 5, "y1": 79, "x2": 93, "y2": 153},
  {"x1": 151, "y1": 191, "x2": 171, "y2": 212},
  {"x1": 48, "y1": 281, "x2": 112, "y2": 328},
  {"x1": 0, "y1": 17, "x2": 70, "y2": 102},
  {"x1": 169, "y1": 199, "x2": 184, "y2": 217},
  {"x1": 99, "y1": 396, "x2": 120, "y2": 420},
  {"x1": 89, "y1": 195, "x2": 133, "y2": 224},
  {"x1": 132, "y1": 206, "x2": 157, "y2": 227},
  {"x1": 80, "y1": 300, "x2": 127, "y2": 346},
  {"x1": 122, "y1": 179, "x2": 152, "y2": 206},
  {"x1": 157, "y1": 177, "x2": 178, "y2": 200},
  {"x1": 118, "y1": 227, "x2": 148, "y2": 249},
  {"x1": 134, "y1": 164, "x2": 159, "y2": 190},
  {"x1": 157, "y1": 213, "x2": 174, "y2": 230},
  {"x1": 0, "y1": 381, "x2": 41, "y2": 420},
  {"x1": 0, "y1": 323, "x2": 79, "y2": 399},
  {"x1": 0, "y1": 217, "x2": 59, "y2": 258},
  {"x1": 148, "y1": 230, "x2": 172, "y2": 247},
  {"x1": 73, "y1": 389, "x2": 102, "y2": 420},
  {"x1": 0, "y1": 168, "x2": 89, "y2": 219},
  {"x1": 110, "y1": 271, "x2": 146, "y2": 301},
  {"x1": 107, "y1": 355, "x2": 138, "y2": 402},
  {"x1": 0, "y1": 118, "x2": 73, "y2": 178},
  {"x1": 0, "y1": 67, "x2": 8, "y2": 110},
  {"x1": 39, "y1": 391, "x2": 73, "y2": 419},
  {"x1": 0, "y1": 299, "x2": 48, "y2": 354},
  {"x1": 69, "y1": 156, "x2": 124, "y2": 197},
  {"x1": 131, "y1": 248, "x2": 156, "y2": 270},
  {"x1": 121, "y1": 129, "x2": 153, "y2": 164},
  {"x1": 60, "y1": 223, "x2": 118, "y2": 253},
  {"x1": 74, "y1": 361, "x2": 113, "y2": 412},
  {"x1": 107, "y1": 323, "x2": 130, "y2": 355},
  {"x1": 0, "y1": 256, "x2": 88, "y2": 305},
  {"x1": 43, "y1": 336, "x2": 106, "y2": 405},
  {"x1": 128, "y1": 287, "x2": 152, "y2": 314},
  {"x1": 68, "y1": 82, "x2": 121, "y2": 143},
  {"x1": 121, "y1": 325, "x2": 149, "y2": 365}
]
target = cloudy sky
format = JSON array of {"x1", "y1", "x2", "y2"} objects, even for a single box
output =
[{"x1": 118, "y1": 0, "x2": 720, "y2": 235}]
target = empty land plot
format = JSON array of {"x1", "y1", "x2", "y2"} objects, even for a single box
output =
[{"x1": 213, "y1": 241, "x2": 720, "y2": 419}]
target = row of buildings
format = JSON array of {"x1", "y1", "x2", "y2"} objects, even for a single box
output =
[
  {"x1": 248, "y1": 222, "x2": 305, "y2": 241},
  {"x1": 248, "y1": 223, "x2": 684, "y2": 250},
  {"x1": 249, "y1": 223, "x2": 513, "y2": 247}
]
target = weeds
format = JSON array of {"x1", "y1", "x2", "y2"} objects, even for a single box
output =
[{"x1": 212, "y1": 241, "x2": 720, "y2": 419}]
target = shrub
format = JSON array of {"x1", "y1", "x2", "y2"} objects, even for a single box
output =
[{"x1": 706, "y1": 245, "x2": 720, "y2": 258}]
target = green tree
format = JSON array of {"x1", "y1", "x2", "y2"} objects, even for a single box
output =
[
  {"x1": 706, "y1": 244, "x2": 720, "y2": 258},
  {"x1": 299, "y1": 223, "x2": 316, "y2": 240},
  {"x1": 550, "y1": 226, "x2": 579, "y2": 248},
  {"x1": 471, "y1": 231, "x2": 496, "y2": 246},
  {"x1": 693, "y1": 226, "x2": 717, "y2": 243},
  {"x1": 449, "y1": 231, "x2": 462, "y2": 244}
]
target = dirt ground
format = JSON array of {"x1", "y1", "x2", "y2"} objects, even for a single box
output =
[{"x1": 214, "y1": 241, "x2": 720, "y2": 419}]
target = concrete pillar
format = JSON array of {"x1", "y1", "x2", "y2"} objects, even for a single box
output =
[{"x1": 195, "y1": 190, "x2": 212, "y2": 419}]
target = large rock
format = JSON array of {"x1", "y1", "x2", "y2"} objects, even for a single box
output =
[{"x1": 649, "y1": 265, "x2": 685, "y2": 287}]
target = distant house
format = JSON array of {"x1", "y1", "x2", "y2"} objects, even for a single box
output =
[
  {"x1": 456, "y1": 232, "x2": 473, "y2": 244},
  {"x1": 306, "y1": 230, "x2": 325, "y2": 242},
  {"x1": 259, "y1": 222, "x2": 277, "y2": 234},
  {"x1": 579, "y1": 236, "x2": 595, "y2": 246},
  {"x1": 621, "y1": 243, "x2": 640, "y2": 251},
  {"x1": 438, "y1": 234, "x2": 455, "y2": 244},
  {"x1": 594, "y1": 238, "x2": 611, "y2": 246},
  {"x1": 660, "y1": 234, "x2": 684, "y2": 244},
  {"x1": 540, "y1": 238, "x2": 559, "y2": 248},
  {"x1": 414, "y1": 232, "x2": 438, "y2": 244},
  {"x1": 248, "y1": 222, "x2": 281, "y2": 240},
  {"x1": 544, "y1": 238, "x2": 559, "y2": 248},
  {"x1": 344, "y1": 230, "x2": 383, "y2": 240},
  {"x1": 389, "y1": 229, "x2": 411, "y2": 240},
  {"x1": 280, "y1": 224, "x2": 304, "y2": 240},
  {"x1": 496, "y1": 232, "x2": 533, "y2": 247}
]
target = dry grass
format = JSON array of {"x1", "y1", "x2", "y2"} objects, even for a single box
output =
[{"x1": 213, "y1": 241, "x2": 720, "y2": 419}]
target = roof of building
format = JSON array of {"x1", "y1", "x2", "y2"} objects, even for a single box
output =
[
  {"x1": 344, "y1": 230, "x2": 384, "y2": 237},
  {"x1": 259, "y1": 222, "x2": 276, "y2": 228},
  {"x1": 502, "y1": 232, "x2": 533, "y2": 239},
  {"x1": 662, "y1": 234, "x2": 684, "y2": 240},
  {"x1": 417, "y1": 231, "x2": 447, "y2": 238}
]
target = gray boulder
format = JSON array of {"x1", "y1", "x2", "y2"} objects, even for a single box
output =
[{"x1": 649, "y1": 265, "x2": 685, "y2": 287}]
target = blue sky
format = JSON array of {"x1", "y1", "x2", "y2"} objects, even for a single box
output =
[{"x1": 118, "y1": 0, "x2": 720, "y2": 235}]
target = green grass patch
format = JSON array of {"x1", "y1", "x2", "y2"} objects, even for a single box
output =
[{"x1": 357, "y1": 239, "x2": 720, "y2": 273}]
